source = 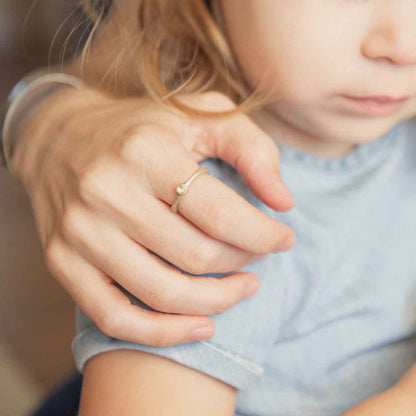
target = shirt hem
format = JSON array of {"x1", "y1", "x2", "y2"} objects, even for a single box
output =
[{"x1": 71, "y1": 326, "x2": 264, "y2": 391}]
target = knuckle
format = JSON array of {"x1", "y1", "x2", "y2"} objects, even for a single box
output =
[
  {"x1": 95, "y1": 310, "x2": 122, "y2": 337},
  {"x1": 200, "y1": 91, "x2": 237, "y2": 111},
  {"x1": 203, "y1": 198, "x2": 232, "y2": 237},
  {"x1": 118, "y1": 126, "x2": 176, "y2": 178},
  {"x1": 77, "y1": 167, "x2": 99, "y2": 204},
  {"x1": 44, "y1": 238, "x2": 74, "y2": 292},
  {"x1": 183, "y1": 119, "x2": 211, "y2": 148},
  {"x1": 118, "y1": 130, "x2": 146, "y2": 164},
  {"x1": 44, "y1": 239, "x2": 63, "y2": 277},
  {"x1": 77, "y1": 164, "x2": 107, "y2": 205},
  {"x1": 146, "y1": 285, "x2": 180, "y2": 313},
  {"x1": 204, "y1": 200, "x2": 223, "y2": 230},
  {"x1": 137, "y1": 319, "x2": 171, "y2": 347},
  {"x1": 183, "y1": 245, "x2": 216, "y2": 275},
  {"x1": 61, "y1": 204, "x2": 86, "y2": 243},
  {"x1": 149, "y1": 328, "x2": 171, "y2": 348},
  {"x1": 118, "y1": 124, "x2": 174, "y2": 164}
]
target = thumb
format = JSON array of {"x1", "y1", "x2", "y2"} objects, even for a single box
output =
[{"x1": 181, "y1": 92, "x2": 296, "y2": 212}]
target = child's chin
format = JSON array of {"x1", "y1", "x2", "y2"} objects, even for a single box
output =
[{"x1": 327, "y1": 118, "x2": 399, "y2": 145}]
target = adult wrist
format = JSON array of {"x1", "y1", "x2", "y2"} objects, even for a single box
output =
[{"x1": 0, "y1": 67, "x2": 83, "y2": 171}]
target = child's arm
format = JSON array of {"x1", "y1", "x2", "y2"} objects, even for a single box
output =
[
  {"x1": 341, "y1": 363, "x2": 416, "y2": 416},
  {"x1": 78, "y1": 349, "x2": 237, "y2": 416},
  {"x1": 78, "y1": 348, "x2": 416, "y2": 416}
]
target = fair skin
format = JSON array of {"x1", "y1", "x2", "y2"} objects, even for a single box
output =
[
  {"x1": 11, "y1": 6, "x2": 297, "y2": 347},
  {"x1": 7, "y1": 0, "x2": 415, "y2": 413},
  {"x1": 13, "y1": 86, "x2": 295, "y2": 346},
  {"x1": 222, "y1": 0, "x2": 416, "y2": 158},
  {"x1": 81, "y1": 353, "x2": 416, "y2": 415},
  {"x1": 78, "y1": 0, "x2": 416, "y2": 414}
]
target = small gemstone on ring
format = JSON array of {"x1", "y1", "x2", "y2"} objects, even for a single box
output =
[{"x1": 176, "y1": 183, "x2": 186, "y2": 195}]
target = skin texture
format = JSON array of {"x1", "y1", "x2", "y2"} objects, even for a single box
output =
[
  {"x1": 218, "y1": 0, "x2": 416, "y2": 158},
  {"x1": 342, "y1": 363, "x2": 416, "y2": 416},
  {"x1": 79, "y1": 1, "x2": 416, "y2": 415},
  {"x1": 80, "y1": 349, "x2": 237, "y2": 416},
  {"x1": 12, "y1": 86, "x2": 296, "y2": 347}
]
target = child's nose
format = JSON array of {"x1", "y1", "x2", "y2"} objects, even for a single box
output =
[{"x1": 361, "y1": 5, "x2": 416, "y2": 67}]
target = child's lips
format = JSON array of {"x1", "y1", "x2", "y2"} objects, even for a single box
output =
[{"x1": 338, "y1": 94, "x2": 409, "y2": 116}]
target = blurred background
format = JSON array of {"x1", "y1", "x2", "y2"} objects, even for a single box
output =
[{"x1": 0, "y1": 1, "x2": 87, "y2": 414}]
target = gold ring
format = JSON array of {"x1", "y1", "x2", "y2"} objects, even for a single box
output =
[{"x1": 171, "y1": 166, "x2": 209, "y2": 213}]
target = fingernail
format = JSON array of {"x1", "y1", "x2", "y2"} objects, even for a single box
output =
[
  {"x1": 273, "y1": 174, "x2": 295, "y2": 204},
  {"x1": 242, "y1": 279, "x2": 259, "y2": 299},
  {"x1": 190, "y1": 325, "x2": 214, "y2": 341},
  {"x1": 280, "y1": 232, "x2": 296, "y2": 251},
  {"x1": 271, "y1": 231, "x2": 296, "y2": 253}
]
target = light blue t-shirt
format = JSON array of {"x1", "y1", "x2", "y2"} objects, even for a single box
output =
[{"x1": 71, "y1": 118, "x2": 416, "y2": 416}]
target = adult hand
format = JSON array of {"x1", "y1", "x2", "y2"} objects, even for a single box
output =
[{"x1": 10, "y1": 87, "x2": 296, "y2": 347}]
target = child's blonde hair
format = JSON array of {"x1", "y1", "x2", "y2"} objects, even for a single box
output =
[{"x1": 75, "y1": 0, "x2": 274, "y2": 117}]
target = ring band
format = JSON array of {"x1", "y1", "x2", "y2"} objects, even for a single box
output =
[{"x1": 171, "y1": 166, "x2": 209, "y2": 213}]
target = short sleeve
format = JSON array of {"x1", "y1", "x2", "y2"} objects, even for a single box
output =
[{"x1": 71, "y1": 158, "x2": 289, "y2": 391}]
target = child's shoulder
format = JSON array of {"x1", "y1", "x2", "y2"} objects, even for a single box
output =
[
  {"x1": 403, "y1": 115, "x2": 416, "y2": 133},
  {"x1": 399, "y1": 116, "x2": 416, "y2": 153},
  {"x1": 393, "y1": 117, "x2": 416, "y2": 177}
]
